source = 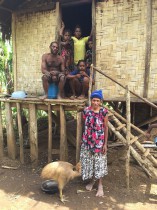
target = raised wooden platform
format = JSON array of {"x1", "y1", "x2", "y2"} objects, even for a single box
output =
[{"x1": 0, "y1": 97, "x2": 86, "y2": 165}]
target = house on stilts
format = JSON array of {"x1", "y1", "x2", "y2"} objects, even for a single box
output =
[{"x1": 0, "y1": 0, "x2": 157, "y2": 178}]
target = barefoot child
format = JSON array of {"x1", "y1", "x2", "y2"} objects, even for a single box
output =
[
  {"x1": 66, "y1": 60, "x2": 91, "y2": 99},
  {"x1": 80, "y1": 90, "x2": 108, "y2": 197},
  {"x1": 60, "y1": 24, "x2": 74, "y2": 73}
]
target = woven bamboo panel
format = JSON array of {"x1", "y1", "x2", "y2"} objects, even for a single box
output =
[
  {"x1": 95, "y1": 0, "x2": 148, "y2": 100},
  {"x1": 13, "y1": 10, "x2": 57, "y2": 95}
]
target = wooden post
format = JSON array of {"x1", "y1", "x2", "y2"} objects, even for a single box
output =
[
  {"x1": 16, "y1": 103, "x2": 24, "y2": 163},
  {"x1": 76, "y1": 112, "x2": 82, "y2": 163},
  {"x1": 126, "y1": 86, "x2": 131, "y2": 189},
  {"x1": 143, "y1": 0, "x2": 152, "y2": 98},
  {"x1": 0, "y1": 102, "x2": 4, "y2": 158},
  {"x1": 29, "y1": 104, "x2": 38, "y2": 166},
  {"x1": 48, "y1": 104, "x2": 52, "y2": 163},
  {"x1": 60, "y1": 105, "x2": 68, "y2": 161},
  {"x1": 12, "y1": 12, "x2": 17, "y2": 91},
  {"x1": 55, "y1": 1, "x2": 61, "y2": 42},
  {"x1": 5, "y1": 102, "x2": 17, "y2": 159},
  {"x1": 92, "y1": 0, "x2": 96, "y2": 66},
  {"x1": 88, "y1": 64, "x2": 94, "y2": 105}
]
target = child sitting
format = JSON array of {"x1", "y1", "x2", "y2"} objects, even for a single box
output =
[{"x1": 66, "y1": 60, "x2": 93, "y2": 100}]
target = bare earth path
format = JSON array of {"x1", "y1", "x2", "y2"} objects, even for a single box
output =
[{"x1": 0, "y1": 134, "x2": 157, "y2": 210}]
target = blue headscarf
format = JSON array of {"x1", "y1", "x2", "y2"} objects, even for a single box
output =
[{"x1": 90, "y1": 90, "x2": 103, "y2": 100}]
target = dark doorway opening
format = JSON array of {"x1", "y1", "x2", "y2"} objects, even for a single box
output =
[{"x1": 61, "y1": 2, "x2": 92, "y2": 37}]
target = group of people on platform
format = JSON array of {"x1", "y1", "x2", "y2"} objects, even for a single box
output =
[
  {"x1": 40, "y1": 23, "x2": 108, "y2": 197},
  {"x1": 41, "y1": 22, "x2": 93, "y2": 100}
]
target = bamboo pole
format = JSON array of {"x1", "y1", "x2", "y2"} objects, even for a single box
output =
[
  {"x1": 88, "y1": 64, "x2": 94, "y2": 105},
  {"x1": 60, "y1": 105, "x2": 68, "y2": 161},
  {"x1": 143, "y1": 0, "x2": 152, "y2": 98},
  {"x1": 93, "y1": 67, "x2": 157, "y2": 110},
  {"x1": 29, "y1": 104, "x2": 38, "y2": 166},
  {"x1": 0, "y1": 102, "x2": 4, "y2": 158},
  {"x1": 16, "y1": 103, "x2": 24, "y2": 163},
  {"x1": 5, "y1": 102, "x2": 17, "y2": 159},
  {"x1": 12, "y1": 12, "x2": 17, "y2": 91},
  {"x1": 48, "y1": 104, "x2": 52, "y2": 163},
  {"x1": 126, "y1": 86, "x2": 131, "y2": 189},
  {"x1": 76, "y1": 112, "x2": 82, "y2": 163},
  {"x1": 55, "y1": 1, "x2": 61, "y2": 42}
]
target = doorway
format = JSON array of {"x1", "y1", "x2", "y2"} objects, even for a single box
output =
[{"x1": 61, "y1": 1, "x2": 92, "y2": 37}]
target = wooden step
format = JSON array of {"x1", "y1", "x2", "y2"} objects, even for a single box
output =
[
  {"x1": 130, "y1": 136, "x2": 139, "y2": 144},
  {"x1": 116, "y1": 124, "x2": 126, "y2": 131},
  {"x1": 142, "y1": 149, "x2": 150, "y2": 159},
  {"x1": 108, "y1": 113, "x2": 114, "y2": 117}
]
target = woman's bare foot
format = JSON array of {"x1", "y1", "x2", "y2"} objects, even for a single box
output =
[
  {"x1": 86, "y1": 179, "x2": 95, "y2": 191},
  {"x1": 96, "y1": 184, "x2": 104, "y2": 197}
]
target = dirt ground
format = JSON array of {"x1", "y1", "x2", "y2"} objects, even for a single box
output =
[{"x1": 0, "y1": 127, "x2": 157, "y2": 210}]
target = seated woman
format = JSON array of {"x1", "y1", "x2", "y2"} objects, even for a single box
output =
[{"x1": 66, "y1": 60, "x2": 94, "y2": 100}]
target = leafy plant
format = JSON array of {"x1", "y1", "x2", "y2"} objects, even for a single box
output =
[{"x1": 0, "y1": 33, "x2": 13, "y2": 94}]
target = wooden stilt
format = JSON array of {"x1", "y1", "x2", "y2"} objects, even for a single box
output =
[
  {"x1": 48, "y1": 104, "x2": 52, "y2": 163},
  {"x1": 76, "y1": 112, "x2": 82, "y2": 163},
  {"x1": 60, "y1": 105, "x2": 68, "y2": 161},
  {"x1": 88, "y1": 64, "x2": 94, "y2": 105},
  {"x1": 126, "y1": 86, "x2": 131, "y2": 189},
  {"x1": 29, "y1": 104, "x2": 38, "y2": 166},
  {"x1": 0, "y1": 102, "x2": 4, "y2": 158},
  {"x1": 131, "y1": 103, "x2": 135, "y2": 125},
  {"x1": 5, "y1": 102, "x2": 16, "y2": 159},
  {"x1": 16, "y1": 102, "x2": 24, "y2": 163}
]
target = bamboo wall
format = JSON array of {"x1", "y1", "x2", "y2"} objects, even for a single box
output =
[
  {"x1": 95, "y1": 0, "x2": 157, "y2": 101},
  {"x1": 12, "y1": 10, "x2": 57, "y2": 95}
]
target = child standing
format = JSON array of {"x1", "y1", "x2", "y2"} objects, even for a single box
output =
[
  {"x1": 66, "y1": 60, "x2": 92, "y2": 100},
  {"x1": 61, "y1": 22, "x2": 92, "y2": 66},
  {"x1": 80, "y1": 90, "x2": 108, "y2": 197},
  {"x1": 85, "y1": 39, "x2": 93, "y2": 68},
  {"x1": 59, "y1": 25, "x2": 74, "y2": 73}
]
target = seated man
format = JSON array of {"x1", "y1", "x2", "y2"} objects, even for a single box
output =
[
  {"x1": 66, "y1": 60, "x2": 94, "y2": 99},
  {"x1": 41, "y1": 41, "x2": 65, "y2": 99}
]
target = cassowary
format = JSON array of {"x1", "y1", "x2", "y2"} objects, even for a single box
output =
[{"x1": 41, "y1": 161, "x2": 81, "y2": 203}]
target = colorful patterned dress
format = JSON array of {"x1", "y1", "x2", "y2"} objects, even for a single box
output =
[
  {"x1": 60, "y1": 37, "x2": 74, "y2": 72},
  {"x1": 80, "y1": 106, "x2": 108, "y2": 180}
]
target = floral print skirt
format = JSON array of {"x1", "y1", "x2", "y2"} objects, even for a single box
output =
[{"x1": 80, "y1": 145, "x2": 108, "y2": 180}]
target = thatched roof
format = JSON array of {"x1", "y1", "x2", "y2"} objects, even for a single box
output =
[{"x1": 0, "y1": 0, "x2": 93, "y2": 40}]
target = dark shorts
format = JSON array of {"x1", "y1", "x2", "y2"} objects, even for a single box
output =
[{"x1": 43, "y1": 73, "x2": 65, "y2": 83}]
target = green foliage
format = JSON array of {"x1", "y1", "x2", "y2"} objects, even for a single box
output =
[{"x1": 0, "y1": 33, "x2": 13, "y2": 93}]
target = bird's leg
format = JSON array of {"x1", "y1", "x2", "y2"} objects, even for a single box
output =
[{"x1": 59, "y1": 189, "x2": 69, "y2": 203}]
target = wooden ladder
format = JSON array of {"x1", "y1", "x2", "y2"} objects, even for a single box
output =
[{"x1": 107, "y1": 108, "x2": 157, "y2": 178}]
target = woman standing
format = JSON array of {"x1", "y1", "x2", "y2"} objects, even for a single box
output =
[{"x1": 80, "y1": 90, "x2": 108, "y2": 197}]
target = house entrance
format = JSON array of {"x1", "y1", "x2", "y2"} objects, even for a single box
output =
[{"x1": 61, "y1": 1, "x2": 92, "y2": 38}]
